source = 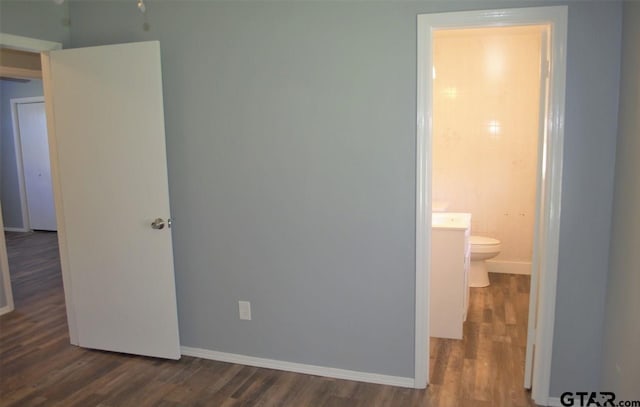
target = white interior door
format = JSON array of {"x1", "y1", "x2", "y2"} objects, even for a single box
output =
[
  {"x1": 43, "y1": 41, "x2": 180, "y2": 359},
  {"x1": 17, "y1": 101, "x2": 57, "y2": 231},
  {"x1": 524, "y1": 29, "x2": 550, "y2": 389}
]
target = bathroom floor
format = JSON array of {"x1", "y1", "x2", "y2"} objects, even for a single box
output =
[{"x1": 429, "y1": 273, "x2": 535, "y2": 407}]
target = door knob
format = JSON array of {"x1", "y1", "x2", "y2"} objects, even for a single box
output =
[{"x1": 151, "y1": 218, "x2": 165, "y2": 230}]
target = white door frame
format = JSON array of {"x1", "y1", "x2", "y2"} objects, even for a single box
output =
[
  {"x1": 0, "y1": 33, "x2": 62, "y2": 53},
  {"x1": 10, "y1": 96, "x2": 47, "y2": 232},
  {"x1": 415, "y1": 6, "x2": 567, "y2": 406},
  {"x1": 0, "y1": 34, "x2": 62, "y2": 318},
  {"x1": 0, "y1": 203, "x2": 14, "y2": 316}
]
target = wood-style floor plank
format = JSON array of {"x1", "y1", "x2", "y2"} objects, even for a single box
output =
[{"x1": 0, "y1": 232, "x2": 539, "y2": 406}]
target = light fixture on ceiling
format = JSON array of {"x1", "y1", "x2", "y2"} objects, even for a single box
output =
[
  {"x1": 52, "y1": 0, "x2": 143, "y2": 10},
  {"x1": 52, "y1": 0, "x2": 148, "y2": 30}
]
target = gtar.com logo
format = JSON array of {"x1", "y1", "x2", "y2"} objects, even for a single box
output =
[
  {"x1": 560, "y1": 392, "x2": 640, "y2": 407},
  {"x1": 560, "y1": 392, "x2": 615, "y2": 406}
]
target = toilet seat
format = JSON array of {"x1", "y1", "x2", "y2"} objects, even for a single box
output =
[
  {"x1": 470, "y1": 235, "x2": 501, "y2": 254},
  {"x1": 469, "y1": 235, "x2": 501, "y2": 288}
]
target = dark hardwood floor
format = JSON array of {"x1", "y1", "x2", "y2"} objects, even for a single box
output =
[
  {"x1": 0, "y1": 231, "x2": 538, "y2": 406},
  {"x1": 429, "y1": 273, "x2": 536, "y2": 407}
]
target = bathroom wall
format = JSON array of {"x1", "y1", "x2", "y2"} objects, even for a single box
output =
[{"x1": 433, "y1": 26, "x2": 543, "y2": 272}]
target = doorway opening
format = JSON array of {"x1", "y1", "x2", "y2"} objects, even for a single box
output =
[
  {"x1": 0, "y1": 37, "x2": 61, "y2": 316},
  {"x1": 0, "y1": 33, "x2": 182, "y2": 360},
  {"x1": 10, "y1": 96, "x2": 57, "y2": 232},
  {"x1": 1, "y1": 93, "x2": 59, "y2": 314},
  {"x1": 415, "y1": 7, "x2": 568, "y2": 406},
  {"x1": 428, "y1": 24, "x2": 545, "y2": 405}
]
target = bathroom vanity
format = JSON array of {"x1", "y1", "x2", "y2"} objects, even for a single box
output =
[{"x1": 430, "y1": 212, "x2": 471, "y2": 339}]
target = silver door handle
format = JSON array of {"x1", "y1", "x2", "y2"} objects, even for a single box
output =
[{"x1": 151, "y1": 218, "x2": 165, "y2": 229}]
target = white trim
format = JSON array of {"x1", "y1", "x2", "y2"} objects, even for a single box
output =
[
  {"x1": 3, "y1": 227, "x2": 29, "y2": 233},
  {"x1": 525, "y1": 27, "x2": 550, "y2": 389},
  {"x1": 415, "y1": 7, "x2": 567, "y2": 405},
  {"x1": 10, "y1": 96, "x2": 46, "y2": 232},
  {"x1": 41, "y1": 52, "x2": 78, "y2": 345},
  {"x1": 414, "y1": 12, "x2": 431, "y2": 389},
  {"x1": 0, "y1": 33, "x2": 63, "y2": 343},
  {"x1": 0, "y1": 33, "x2": 62, "y2": 52},
  {"x1": 533, "y1": 8, "x2": 567, "y2": 406},
  {"x1": 181, "y1": 346, "x2": 415, "y2": 388},
  {"x1": 486, "y1": 260, "x2": 532, "y2": 275},
  {"x1": 0, "y1": 202, "x2": 15, "y2": 315},
  {"x1": 547, "y1": 397, "x2": 563, "y2": 407},
  {"x1": 0, "y1": 304, "x2": 14, "y2": 316}
]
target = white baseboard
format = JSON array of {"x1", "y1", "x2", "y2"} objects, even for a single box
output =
[
  {"x1": 545, "y1": 397, "x2": 562, "y2": 407},
  {"x1": 180, "y1": 346, "x2": 415, "y2": 388},
  {"x1": 0, "y1": 304, "x2": 14, "y2": 316},
  {"x1": 487, "y1": 259, "x2": 532, "y2": 275},
  {"x1": 4, "y1": 227, "x2": 28, "y2": 232}
]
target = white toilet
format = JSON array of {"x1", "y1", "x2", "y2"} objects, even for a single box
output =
[{"x1": 469, "y1": 235, "x2": 501, "y2": 287}]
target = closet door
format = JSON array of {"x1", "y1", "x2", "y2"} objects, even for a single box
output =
[{"x1": 17, "y1": 101, "x2": 56, "y2": 231}]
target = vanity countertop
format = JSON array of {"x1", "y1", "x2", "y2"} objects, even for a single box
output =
[{"x1": 432, "y1": 212, "x2": 471, "y2": 230}]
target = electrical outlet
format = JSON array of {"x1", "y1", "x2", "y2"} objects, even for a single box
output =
[{"x1": 238, "y1": 301, "x2": 251, "y2": 320}]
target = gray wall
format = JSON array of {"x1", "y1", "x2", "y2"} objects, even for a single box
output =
[
  {"x1": 0, "y1": 0, "x2": 70, "y2": 48},
  {"x1": 0, "y1": 79, "x2": 44, "y2": 229},
  {"x1": 601, "y1": 1, "x2": 640, "y2": 399},
  {"x1": 0, "y1": 0, "x2": 623, "y2": 395},
  {"x1": 549, "y1": 1, "x2": 621, "y2": 395}
]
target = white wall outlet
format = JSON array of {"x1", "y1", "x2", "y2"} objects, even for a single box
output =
[{"x1": 238, "y1": 301, "x2": 251, "y2": 320}]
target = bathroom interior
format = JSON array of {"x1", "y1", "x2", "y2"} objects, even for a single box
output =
[{"x1": 428, "y1": 25, "x2": 546, "y2": 386}]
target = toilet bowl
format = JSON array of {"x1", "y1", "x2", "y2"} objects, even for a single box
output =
[{"x1": 469, "y1": 235, "x2": 501, "y2": 287}]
